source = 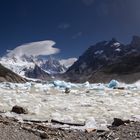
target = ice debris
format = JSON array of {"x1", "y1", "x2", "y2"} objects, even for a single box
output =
[
  {"x1": 53, "y1": 80, "x2": 72, "y2": 88},
  {"x1": 85, "y1": 117, "x2": 97, "y2": 129},
  {"x1": 108, "y1": 80, "x2": 119, "y2": 88}
]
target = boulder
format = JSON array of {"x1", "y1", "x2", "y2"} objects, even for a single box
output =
[
  {"x1": 112, "y1": 118, "x2": 124, "y2": 127},
  {"x1": 65, "y1": 88, "x2": 71, "y2": 93},
  {"x1": 11, "y1": 105, "x2": 28, "y2": 114}
]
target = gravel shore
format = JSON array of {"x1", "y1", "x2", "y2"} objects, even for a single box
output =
[{"x1": 0, "y1": 115, "x2": 140, "y2": 140}]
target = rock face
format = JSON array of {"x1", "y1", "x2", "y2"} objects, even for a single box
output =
[
  {"x1": 112, "y1": 118, "x2": 125, "y2": 127},
  {"x1": 65, "y1": 36, "x2": 140, "y2": 83},
  {"x1": 90, "y1": 53, "x2": 140, "y2": 83},
  {"x1": 41, "y1": 57, "x2": 67, "y2": 74},
  {"x1": 0, "y1": 64, "x2": 27, "y2": 83},
  {"x1": 0, "y1": 55, "x2": 67, "y2": 80},
  {"x1": 25, "y1": 64, "x2": 51, "y2": 80}
]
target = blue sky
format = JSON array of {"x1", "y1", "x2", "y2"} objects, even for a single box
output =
[{"x1": 0, "y1": 0, "x2": 140, "y2": 59}]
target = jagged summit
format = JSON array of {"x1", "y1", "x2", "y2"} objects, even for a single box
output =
[
  {"x1": 65, "y1": 36, "x2": 140, "y2": 83},
  {"x1": 130, "y1": 35, "x2": 140, "y2": 48},
  {"x1": 0, "y1": 53, "x2": 68, "y2": 80},
  {"x1": 24, "y1": 64, "x2": 51, "y2": 80},
  {"x1": 41, "y1": 56, "x2": 67, "y2": 74}
]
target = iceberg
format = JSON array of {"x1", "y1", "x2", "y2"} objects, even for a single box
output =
[
  {"x1": 85, "y1": 117, "x2": 97, "y2": 129},
  {"x1": 83, "y1": 81, "x2": 90, "y2": 88},
  {"x1": 53, "y1": 80, "x2": 72, "y2": 88},
  {"x1": 108, "y1": 80, "x2": 119, "y2": 88}
]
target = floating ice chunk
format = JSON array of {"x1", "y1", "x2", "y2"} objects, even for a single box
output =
[
  {"x1": 89, "y1": 83, "x2": 106, "y2": 90},
  {"x1": 132, "y1": 80, "x2": 140, "y2": 89},
  {"x1": 53, "y1": 80, "x2": 71, "y2": 88},
  {"x1": 8, "y1": 83, "x2": 16, "y2": 89},
  {"x1": 85, "y1": 117, "x2": 97, "y2": 129},
  {"x1": 24, "y1": 82, "x2": 32, "y2": 88},
  {"x1": 108, "y1": 80, "x2": 119, "y2": 88},
  {"x1": 34, "y1": 83, "x2": 48, "y2": 92},
  {"x1": 0, "y1": 82, "x2": 12, "y2": 89},
  {"x1": 83, "y1": 81, "x2": 90, "y2": 88},
  {"x1": 14, "y1": 83, "x2": 31, "y2": 90}
]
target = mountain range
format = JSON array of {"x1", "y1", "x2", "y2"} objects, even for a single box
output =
[
  {"x1": 1, "y1": 35, "x2": 140, "y2": 83},
  {"x1": 65, "y1": 36, "x2": 140, "y2": 83},
  {"x1": 0, "y1": 55, "x2": 71, "y2": 80}
]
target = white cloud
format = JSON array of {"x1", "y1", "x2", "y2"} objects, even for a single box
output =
[
  {"x1": 7, "y1": 40, "x2": 60, "y2": 58},
  {"x1": 59, "y1": 58, "x2": 77, "y2": 68},
  {"x1": 82, "y1": 0, "x2": 95, "y2": 6}
]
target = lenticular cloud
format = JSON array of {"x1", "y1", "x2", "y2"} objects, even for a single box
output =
[{"x1": 7, "y1": 40, "x2": 60, "y2": 57}]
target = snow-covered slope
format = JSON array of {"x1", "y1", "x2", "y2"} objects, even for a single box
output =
[
  {"x1": 0, "y1": 39, "x2": 78, "y2": 80},
  {"x1": 0, "y1": 40, "x2": 67, "y2": 79},
  {"x1": 0, "y1": 54, "x2": 74, "y2": 80},
  {"x1": 59, "y1": 58, "x2": 77, "y2": 68},
  {"x1": 40, "y1": 56, "x2": 67, "y2": 74},
  {"x1": 0, "y1": 63, "x2": 26, "y2": 83},
  {"x1": 0, "y1": 56, "x2": 35, "y2": 77}
]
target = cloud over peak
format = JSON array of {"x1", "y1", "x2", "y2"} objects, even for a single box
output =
[{"x1": 7, "y1": 40, "x2": 60, "y2": 58}]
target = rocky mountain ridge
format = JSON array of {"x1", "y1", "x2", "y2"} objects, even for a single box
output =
[
  {"x1": 65, "y1": 36, "x2": 140, "y2": 83},
  {"x1": 0, "y1": 55, "x2": 67, "y2": 80},
  {"x1": 0, "y1": 64, "x2": 26, "y2": 83}
]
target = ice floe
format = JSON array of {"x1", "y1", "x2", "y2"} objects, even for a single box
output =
[
  {"x1": 0, "y1": 80, "x2": 140, "y2": 129},
  {"x1": 108, "y1": 80, "x2": 119, "y2": 88}
]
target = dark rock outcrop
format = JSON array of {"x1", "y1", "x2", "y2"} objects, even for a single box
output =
[
  {"x1": 25, "y1": 64, "x2": 51, "y2": 80},
  {"x1": 112, "y1": 118, "x2": 125, "y2": 127},
  {"x1": 0, "y1": 64, "x2": 27, "y2": 83},
  {"x1": 65, "y1": 36, "x2": 140, "y2": 83},
  {"x1": 41, "y1": 57, "x2": 67, "y2": 74},
  {"x1": 11, "y1": 105, "x2": 28, "y2": 114}
]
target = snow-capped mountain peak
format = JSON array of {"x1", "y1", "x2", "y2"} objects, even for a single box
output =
[
  {"x1": 0, "y1": 55, "x2": 35, "y2": 77},
  {"x1": 40, "y1": 56, "x2": 67, "y2": 74},
  {"x1": 111, "y1": 42, "x2": 121, "y2": 47},
  {"x1": 0, "y1": 53, "x2": 75, "y2": 80}
]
